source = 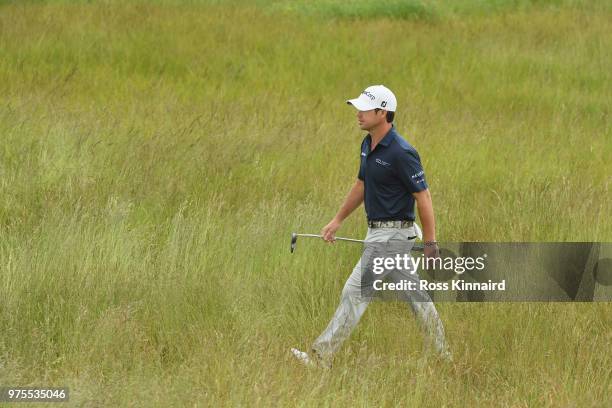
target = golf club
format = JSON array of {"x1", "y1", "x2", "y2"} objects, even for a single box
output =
[{"x1": 290, "y1": 232, "x2": 424, "y2": 253}]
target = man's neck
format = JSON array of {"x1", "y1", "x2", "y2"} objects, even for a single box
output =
[{"x1": 369, "y1": 122, "x2": 393, "y2": 148}]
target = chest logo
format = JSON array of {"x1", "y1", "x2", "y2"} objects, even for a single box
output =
[{"x1": 375, "y1": 158, "x2": 391, "y2": 167}]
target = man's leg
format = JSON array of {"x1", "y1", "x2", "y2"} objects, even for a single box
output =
[
  {"x1": 386, "y1": 231, "x2": 450, "y2": 358},
  {"x1": 307, "y1": 228, "x2": 392, "y2": 363},
  {"x1": 404, "y1": 291, "x2": 450, "y2": 357},
  {"x1": 310, "y1": 255, "x2": 370, "y2": 361}
]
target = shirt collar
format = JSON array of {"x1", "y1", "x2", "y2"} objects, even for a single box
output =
[
  {"x1": 367, "y1": 125, "x2": 396, "y2": 148},
  {"x1": 379, "y1": 125, "x2": 396, "y2": 147}
]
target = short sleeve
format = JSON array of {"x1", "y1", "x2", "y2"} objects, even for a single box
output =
[
  {"x1": 395, "y1": 149, "x2": 428, "y2": 193},
  {"x1": 358, "y1": 141, "x2": 366, "y2": 180},
  {"x1": 358, "y1": 159, "x2": 365, "y2": 180}
]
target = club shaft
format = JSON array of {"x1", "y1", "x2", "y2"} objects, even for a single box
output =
[
  {"x1": 295, "y1": 233, "x2": 364, "y2": 243},
  {"x1": 294, "y1": 233, "x2": 424, "y2": 251}
]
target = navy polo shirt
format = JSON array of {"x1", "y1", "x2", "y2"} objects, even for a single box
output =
[{"x1": 357, "y1": 126, "x2": 428, "y2": 221}]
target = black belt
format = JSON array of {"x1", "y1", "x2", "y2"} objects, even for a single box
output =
[{"x1": 368, "y1": 220, "x2": 414, "y2": 229}]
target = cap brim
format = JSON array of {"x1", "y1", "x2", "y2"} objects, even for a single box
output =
[{"x1": 346, "y1": 98, "x2": 375, "y2": 111}]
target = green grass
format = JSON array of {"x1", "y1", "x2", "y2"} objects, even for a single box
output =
[
  {"x1": 0, "y1": 0, "x2": 611, "y2": 406},
  {"x1": 269, "y1": 0, "x2": 611, "y2": 20}
]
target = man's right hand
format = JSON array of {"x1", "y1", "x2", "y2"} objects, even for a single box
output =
[{"x1": 321, "y1": 219, "x2": 342, "y2": 242}]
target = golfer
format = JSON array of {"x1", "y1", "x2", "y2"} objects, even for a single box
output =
[{"x1": 292, "y1": 85, "x2": 451, "y2": 367}]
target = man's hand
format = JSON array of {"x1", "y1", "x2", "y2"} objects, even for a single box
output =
[
  {"x1": 321, "y1": 219, "x2": 342, "y2": 242},
  {"x1": 424, "y1": 242, "x2": 440, "y2": 269}
]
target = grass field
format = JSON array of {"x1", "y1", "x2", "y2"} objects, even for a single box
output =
[{"x1": 0, "y1": 0, "x2": 611, "y2": 406}]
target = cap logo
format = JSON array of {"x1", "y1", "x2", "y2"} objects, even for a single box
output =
[
  {"x1": 361, "y1": 91, "x2": 376, "y2": 100},
  {"x1": 381, "y1": 101, "x2": 387, "y2": 107}
]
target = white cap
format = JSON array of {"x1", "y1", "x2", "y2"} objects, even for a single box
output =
[{"x1": 346, "y1": 85, "x2": 397, "y2": 112}]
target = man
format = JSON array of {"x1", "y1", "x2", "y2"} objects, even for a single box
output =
[{"x1": 291, "y1": 85, "x2": 451, "y2": 367}]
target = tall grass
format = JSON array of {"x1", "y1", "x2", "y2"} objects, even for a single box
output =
[
  {"x1": 0, "y1": 0, "x2": 610, "y2": 406},
  {"x1": 270, "y1": 0, "x2": 611, "y2": 20}
]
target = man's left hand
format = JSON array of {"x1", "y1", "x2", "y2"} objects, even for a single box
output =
[{"x1": 424, "y1": 242, "x2": 440, "y2": 265}]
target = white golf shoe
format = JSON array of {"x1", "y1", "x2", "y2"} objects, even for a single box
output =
[
  {"x1": 290, "y1": 348, "x2": 315, "y2": 367},
  {"x1": 290, "y1": 348, "x2": 332, "y2": 369}
]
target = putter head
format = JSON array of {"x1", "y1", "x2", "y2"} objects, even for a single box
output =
[{"x1": 290, "y1": 233, "x2": 298, "y2": 253}]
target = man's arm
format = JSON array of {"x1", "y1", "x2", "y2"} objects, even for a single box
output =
[
  {"x1": 413, "y1": 188, "x2": 439, "y2": 257},
  {"x1": 321, "y1": 179, "x2": 364, "y2": 242}
]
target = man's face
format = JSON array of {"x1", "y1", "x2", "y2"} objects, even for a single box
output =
[{"x1": 356, "y1": 109, "x2": 386, "y2": 131}]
